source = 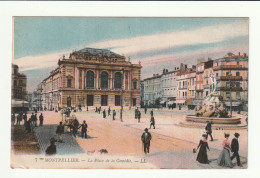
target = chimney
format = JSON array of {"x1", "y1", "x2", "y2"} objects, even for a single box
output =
[
  {"x1": 244, "y1": 53, "x2": 247, "y2": 57},
  {"x1": 238, "y1": 52, "x2": 240, "y2": 56},
  {"x1": 175, "y1": 67, "x2": 176, "y2": 70}
]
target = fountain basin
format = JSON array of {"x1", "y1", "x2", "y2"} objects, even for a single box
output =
[{"x1": 186, "y1": 115, "x2": 241, "y2": 125}]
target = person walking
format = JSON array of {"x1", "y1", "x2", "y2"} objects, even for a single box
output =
[
  {"x1": 113, "y1": 110, "x2": 116, "y2": 120},
  {"x1": 45, "y1": 138, "x2": 57, "y2": 155},
  {"x1": 150, "y1": 109, "x2": 154, "y2": 117},
  {"x1": 108, "y1": 107, "x2": 111, "y2": 116},
  {"x1": 34, "y1": 113, "x2": 37, "y2": 126},
  {"x1": 217, "y1": 133, "x2": 233, "y2": 168},
  {"x1": 120, "y1": 108, "x2": 123, "y2": 122},
  {"x1": 135, "y1": 108, "x2": 138, "y2": 119},
  {"x1": 150, "y1": 116, "x2": 155, "y2": 129},
  {"x1": 231, "y1": 133, "x2": 242, "y2": 166},
  {"x1": 205, "y1": 121, "x2": 214, "y2": 141},
  {"x1": 11, "y1": 113, "x2": 15, "y2": 126},
  {"x1": 138, "y1": 110, "x2": 141, "y2": 123},
  {"x1": 56, "y1": 122, "x2": 64, "y2": 143},
  {"x1": 39, "y1": 113, "x2": 44, "y2": 126},
  {"x1": 30, "y1": 113, "x2": 34, "y2": 126},
  {"x1": 141, "y1": 128, "x2": 152, "y2": 154},
  {"x1": 103, "y1": 109, "x2": 106, "y2": 118},
  {"x1": 78, "y1": 120, "x2": 88, "y2": 139},
  {"x1": 144, "y1": 106, "x2": 147, "y2": 114},
  {"x1": 87, "y1": 106, "x2": 88, "y2": 111},
  {"x1": 16, "y1": 113, "x2": 21, "y2": 125},
  {"x1": 23, "y1": 113, "x2": 27, "y2": 126},
  {"x1": 25, "y1": 118, "x2": 32, "y2": 133},
  {"x1": 196, "y1": 134, "x2": 210, "y2": 164}
]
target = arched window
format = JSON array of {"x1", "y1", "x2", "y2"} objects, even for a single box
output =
[
  {"x1": 86, "y1": 70, "x2": 94, "y2": 88},
  {"x1": 101, "y1": 71, "x2": 109, "y2": 88},
  {"x1": 114, "y1": 72, "x2": 122, "y2": 89}
]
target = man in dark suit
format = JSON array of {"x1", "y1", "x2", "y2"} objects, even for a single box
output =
[
  {"x1": 205, "y1": 121, "x2": 213, "y2": 141},
  {"x1": 78, "y1": 120, "x2": 88, "y2": 138},
  {"x1": 141, "y1": 128, "x2": 152, "y2": 154},
  {"x1": 150, "y1": 116, "x2": 155, "y2": 129},
  {"x1": 231, "y1": 133, "x2": 241, "y2": 166}
]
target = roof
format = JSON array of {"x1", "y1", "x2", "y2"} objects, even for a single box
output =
[
  {"x1": 75, "y1": 48, "x2": 123, "y2": 58},
  {"x1": 214, "y1": 56, "x2": 248, "y2": 63}
]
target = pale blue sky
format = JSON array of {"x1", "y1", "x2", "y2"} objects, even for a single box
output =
[{"x1": 13, "y1": 17, "x2": 248, "y2": 92}]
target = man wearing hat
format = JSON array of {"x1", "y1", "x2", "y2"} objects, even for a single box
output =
[
  {"x1": 231, "y1": 133, "x2": 241, "y2": 166},
  {"x1": 141, "y1": 128, "x2": 152, "y2": 154},
  {"x1": 78, "y1": 120, "x2": 88, "y2": 138},
  {"x1": 56, "y1": 122, "x2": 64, "y2": 142},
  {"x1": 45, "y1": 138, "x2": 57, "y2": 155},
  {"x1": 205, "y1": 121, "x2": 213, "y2": 141}
]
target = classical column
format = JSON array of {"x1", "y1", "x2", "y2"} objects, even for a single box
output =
[
  {"x1": 110, "y1": 70, "x2": 113, "y2": 89},
  {"x1": 96, "y1": 69, "x2": 99, "y2": 89}
]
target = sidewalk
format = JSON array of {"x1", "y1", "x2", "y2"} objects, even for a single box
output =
[{"x1": 34, "y1": 125, "x2": 85, "y2": 155}]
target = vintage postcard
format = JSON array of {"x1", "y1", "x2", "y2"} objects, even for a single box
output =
[{"x1": 11, "y1": 17, "x2": 248, "y2": 169}]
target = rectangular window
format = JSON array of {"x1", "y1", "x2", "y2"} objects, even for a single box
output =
[
  {"x1": 115, "y1": 95, "x2": 121, "y2": 106},
  {"x1": 236, "y1": 92, "x2": 241, "y2": 100},
  {"x1": 226, "y1": 92, "x2": 231, "y2": 100},
  {"x1": 19, "y1": 80, "x2": 23, "y2": 86},
  {"x1": 67, "y1": 79, "x2": 72, "y2": 88}
]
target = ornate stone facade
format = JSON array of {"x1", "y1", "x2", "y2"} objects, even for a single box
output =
[
  {"x1": 12, "y1": 64, "x2": 27, "y2": 100},
  {"x1": 41, "y1": 48, "x2": 142, "y2": 110}
]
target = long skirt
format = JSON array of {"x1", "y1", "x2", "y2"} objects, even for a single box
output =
[{"x1": 217, "y1": 149, "x2": 233, "y2": 168}]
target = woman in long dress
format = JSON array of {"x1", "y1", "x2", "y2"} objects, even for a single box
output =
[
  {"x1": 196, "y1": 134, "x2": 210, "y2": 164},
  {"x1": 217, "y1": 133, "x2": 233, "y2": 168}
]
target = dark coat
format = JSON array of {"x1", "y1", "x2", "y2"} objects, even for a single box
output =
[
  {"x1": 205, "y1": 123, "x2": 212, "y2": 133},
  {"x1": 150, "y1": 116, "x2": 155, "y2": 124},
  {"x1": 231, "y1": 138, "x2": 239, "y2": 152},
  {"x1": 141, "y1": 132, "x2": 152, "y2": 143},
  {"x1": 56, "y1": 125, "x2": 64, "y2": 134},
  {"x1": 79, "y1": 123, "x2": 88, "y2": 132},
  {"x1": 45, "y1": 144, "x2": 57, "y2": 155},
  {"x1": 39, "y1": 115, "x2": 43, "y2": 121},
  {"x1": 196, "y1": 140, "x2": 210, "y2": 164}
]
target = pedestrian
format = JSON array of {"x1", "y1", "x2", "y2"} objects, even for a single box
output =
[
  {"x1": 141, "y1": 128, "x2": 152, "y2": 154},
  {"x1": 39, "y1": 113, "x2": 44, "y2": 126},
  {"x1": 113, "y1": 110, "x2": 116, "y2": 120},
  {"x1": 108, "y1": 107, "x2": 111, "y2": 116},
  {"x1": 99, "y1": 106, "x2": 101, "y2": 114},
  {"x1": 217, "y1": 133, "x2": 233, "y2": 168},
  {"x1": 56, "y1": 122, "x2": 64, "y2": 143},
  {"x1": 150, "y1": 116, "x2": 155, "y2": 129},
  {"x1": 138, "y1": 110, "x2": 141, "y2": 123},
  {"x1": 231, "y1": 133, "x2": 242, "y2": 167},
  {"x1": 30, "y1": 113, "x2": 34, "y2": 126},
  {"x1": 87, "y1": 106, "x2": 88, "y2": 111},
  {"x1": 34, "y1": 113, "x2": 38, "y2": 127},
  {"x1": 72, "y1": 118, "x2": 79, "y2": 137},
  {"x1": 25, "y1": 118, "x2": 32, "y2": 133},
  {"x1": 11, "y1": 113, "x2": 15, "y2": 126},
  {"x1": 103, "y1": 109, "x2": 106, "y2": 118},
  {"x1": 196, "y1": 134, "x2": 210, "y2": 164},
  {"x1": 120, "y1": 108, "x2": 123, "y2": 122},
  {"x1": 78, "y1": 120, "x2": 88, "y2": 138},
  {"x1": 16, "y1": 114, "x2": 21, "y2": 125},
  {"x1": 150, "y1": 109, "x2": 154, "y2": 117},
  {"x1": 95, "y1": 107, "x2": 98, "y2": 112},
  {"x1": 144, "y1": 106, "x2": 147, "y2": 114},
  {"x1": 23, "y1": 113, "x2": 27, "y2": 126},
  {"x1": 179, "y1": 105, "x2": 182, "y2": 110},
  {"x1": 135, "y1": 108, "x2": 138, "y2": 119},
  {"x1": 45, "y1": 138, "x2": 57, "y2": 155},
  {"x1": 205, "y1": 121, "x2": 214, "y2": 141}
]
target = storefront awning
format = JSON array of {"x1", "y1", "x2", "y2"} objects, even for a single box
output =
[
  {"x1": 175, "y1": 100, "x2": 186, "y2": 104},
  {"x1": 11, "y1": 99, "x2": 29, "y2": 107},
  {"x1": 225, "y1": 102, "x2": 241, "y2": 106},
  {"x1": 167, "y1": 101, "x2": 174, "y2": 105}
]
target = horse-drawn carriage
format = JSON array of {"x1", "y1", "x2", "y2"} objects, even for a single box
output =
[{"x1": 63, "y1": 114, "x2": 80, "y2": 136}]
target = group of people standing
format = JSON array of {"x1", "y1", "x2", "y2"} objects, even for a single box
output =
[
  {"x1": 196, "y1": 121, "x2": 242, "y2": 167},
  {"x1": 11, "y1": 112, "x2": 44, "y2": 133}
]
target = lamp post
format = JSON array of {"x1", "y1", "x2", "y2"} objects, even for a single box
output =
[{"x1": 227, "y1": 73, "x2": 233, "y2": 117}]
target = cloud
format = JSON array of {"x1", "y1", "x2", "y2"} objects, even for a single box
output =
[
  {"x1": 90, "y1": 20, "x2": 248, "y2": 57},
  {"x1": 14, "y1": 19, "x2": 248, "y2": 72}
]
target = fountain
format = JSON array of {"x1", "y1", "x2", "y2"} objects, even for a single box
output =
[{"x1": 179, "y1": 74, "x2": 246, "y2": 129}]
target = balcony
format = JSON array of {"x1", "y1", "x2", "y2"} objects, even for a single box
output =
[
  {"x1": 216, "y1": 76, "x2": 243, "y2": 81},
  {"x1": 217, "y1": 86, "x2": 243, "y2": 91},
  {"x1": 213, "y1": 65, "x2": 248, "y2": 71}
]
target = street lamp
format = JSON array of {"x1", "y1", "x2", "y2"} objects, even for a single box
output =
[{"x1": 227, "y1": 73, "x2": 233, "y2": 117}]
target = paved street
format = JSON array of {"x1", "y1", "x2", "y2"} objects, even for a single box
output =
[{"x1": 33, "y1": 108, "x2": 247, "y2": 168}]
